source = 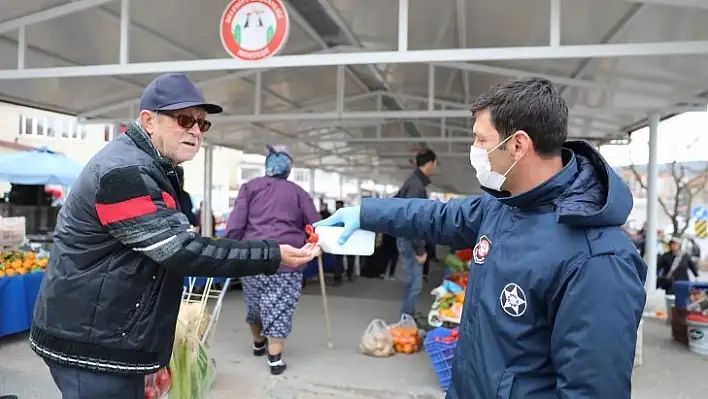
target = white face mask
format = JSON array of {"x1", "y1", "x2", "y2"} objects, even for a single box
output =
[{"x1": 469, "y1": 135, "x2": 519, "y2": 191}]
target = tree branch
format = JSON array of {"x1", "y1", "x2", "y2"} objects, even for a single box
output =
[{"x1": 627, "y1": 162, "x2": 673, "y2": 218}]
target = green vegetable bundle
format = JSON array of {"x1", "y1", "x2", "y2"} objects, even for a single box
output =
[
  {"x1": 444, "y1": 253, "x2": 466, "y2": 272},
  {"x1": 169, "y1": 312, "x2": 216, "y2": 398}
]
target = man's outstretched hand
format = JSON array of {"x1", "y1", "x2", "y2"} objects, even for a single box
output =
[
  {"x1": 280, "y1": 243, "x2": 321, "y2": 268},
  {"x1": 312, "y1": 206, "x2": 361, "y2": 245}
]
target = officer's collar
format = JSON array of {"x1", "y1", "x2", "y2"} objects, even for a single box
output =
[{"x1": 483, "y1": 149, "x2": 577, "y2": 211}]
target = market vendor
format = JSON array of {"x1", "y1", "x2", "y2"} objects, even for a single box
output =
[
  {"x1": 315, "y1": 78, "x2": 647, "y2": 399},
  {"x1": 30, "y1": 74, "x2": 320, "y2": 399}
]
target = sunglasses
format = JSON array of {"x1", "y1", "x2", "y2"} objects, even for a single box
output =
[{"x1": 160, "y1": 112, "x2": 212, "y2": 132}]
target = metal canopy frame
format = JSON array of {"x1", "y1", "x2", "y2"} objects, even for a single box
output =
[{"x1": 0, "y1": 0, "x2": 707, "y2": 198}]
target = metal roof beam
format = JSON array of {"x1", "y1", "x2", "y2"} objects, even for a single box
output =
[
  {"x1": 211, "y1": 110, "x2": 471, "y2": 123},
  {"x1": 4, "y1": 41, "x2": 708, "y2": 79},
  {"x1": 435, "y1": 61, "x2": 702, "y2": 101},
  {"x1": 0, "y1": 0, "x2": 113, "y2": 34},
  {"x1": 622, "y1": 0, "x2": 708, "y2": 10}
]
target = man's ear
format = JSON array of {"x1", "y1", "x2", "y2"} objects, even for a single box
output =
[
  {"x1": 138, "y1": 110, "x2": 157, "y2": 134},
  {"x1": 513, "y1": 130, "x2": 533, "y2": 161}
]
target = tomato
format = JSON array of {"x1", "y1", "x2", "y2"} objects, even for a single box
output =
[
  {"x1": 144, "y1": 385, "x2": 159, "y2": 399},
  {"x1": 155, "y1": 368, "x2": 171, "y2": 395},
  {"x1": 308, "y1": 233, "x2": 319, "y2": 244},
  {"x1": 305, "y1": 225, "x2": 314, "y2": 235}
]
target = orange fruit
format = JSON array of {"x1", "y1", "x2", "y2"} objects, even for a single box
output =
[
  {"x1": 402, "y1": 344, "x2": 413, "y2": 353},
  {"x1": 16, "y1": 267, "x2": 28, "y2": 275},
  {"x1": 5, "y1": 269, "x2": 16, "y2": 276},
  {"x1": 0, "y1": 270, "x2": 5, "y2": 277}
]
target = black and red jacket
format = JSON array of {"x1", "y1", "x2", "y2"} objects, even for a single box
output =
[{"x1": 31, "y1": 123, "x2": 281, "y2": 375}]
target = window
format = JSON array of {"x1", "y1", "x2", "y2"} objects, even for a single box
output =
[
  {"x1": 73, "y1": 124, "x2": 87, "y2": 140},
  {"x1": 104, "y1": 125, "x2": 113, "y2": 142},
  {"x1": 240, "y1": 166, "x2": 263, "y2": 182},
  {"x1": 35, "y1": 118, "x2": 47, "y2": 136},
  {"x1": 19, "y1": 115, "x2": 35, "y2": 135},
  {"x1": 63, "y1": 120, "x2": 73, "y2": 139}
]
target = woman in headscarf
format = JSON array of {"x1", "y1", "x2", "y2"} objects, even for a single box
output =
[{"x1": 225, "y1": 145, "x2": 320, "y2": 375}]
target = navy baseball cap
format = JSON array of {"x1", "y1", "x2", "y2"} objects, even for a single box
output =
[{"x1": 139, "y1": 73, "x2": 223, "y2": 114}]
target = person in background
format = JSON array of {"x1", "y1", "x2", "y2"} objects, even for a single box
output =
[
  {"x1": 31, "y1": 74, "x2": 318, "y2": 398},
  {"x1": 316, "y1": 78, "x2": 646, "y2": 398},
  {"x1": 174, "y1": 166, "x2": 198, "y2": 226},
  {"x1": 379, "y1": 233, "x2": 399, "y2": 279},
  {"x1": 422, "y1": 241, "x2": 436, "y2": 281},
  {"x1": 333, "y1": 200, "x2": 355, "y2": 285},
  {"x1": 657, "y1": 237, "x2": 699, "y2": 294},
  {"x1": 225, "y1": 144, "x2": 320, "y2": 375},
  {"x1": 391, "y1": 149, "x2": 437, "y2": 319},
  {"x1": 195, "y1": 200, "x2": 216, "y2": 236},
  {"x1": 319, "y1": 199, "x2": 332, "y2": 220}
]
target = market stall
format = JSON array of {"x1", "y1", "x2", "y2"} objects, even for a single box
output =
[
  {"x1": 0, "y1": 248, "x2": 49, "y2": 338},
  {"x1": 427, "y1": 249, "x2": 471, "y2": 327},
  {"x1": 670, "y1": 280, "x2": 708, "y2": 356},
  {"x1": 0, "y1": 147, "x2": 83, "y2": 235}
]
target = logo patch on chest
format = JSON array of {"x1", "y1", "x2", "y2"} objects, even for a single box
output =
[
  {"x1": 473, "y1": 235, "x2": 491, "y2": 264},
  {"x1": 500, "y1": 283, "x2": 527, "y2": 317}
]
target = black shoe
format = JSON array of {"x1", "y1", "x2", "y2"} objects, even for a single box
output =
[
  {"x1": 268, "y1": 353, "x2": 287, "y2": 375},
  {"x1": 253, "y1": 339, "x2": 268, "y2": 356},
  {"x1": 1, "y1": 396, "x2": 19, "y2": 399}
]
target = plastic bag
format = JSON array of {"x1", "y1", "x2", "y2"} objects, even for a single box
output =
[
  {"x1": 390, "y1": 313, "x2": 418, "y2": 330},
  {"x1": 144, "y1": 367, "x2": 171, "y2": 398},
  {"x1": 388, "y1": 314, "x2": 421, "y2": 354},
  {"x1": 359, "y1": 319, "x2": 395, "y2": 357},
  {"x1": 169, "y1": 310, "x2": 216, "y2": 399}
]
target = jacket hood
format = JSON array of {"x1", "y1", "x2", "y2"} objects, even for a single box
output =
[{"x1": 490, "y1": 141, "x2": 633, "y2": 228}]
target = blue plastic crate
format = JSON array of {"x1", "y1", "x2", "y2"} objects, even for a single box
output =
[{"x1": 424, "y1": 327, "x2": 458, "y2": 391}]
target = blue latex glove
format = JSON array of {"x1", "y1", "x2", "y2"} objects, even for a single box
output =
[{"x1": 312, "y1": 206, "x2": 361, "y2": 245}]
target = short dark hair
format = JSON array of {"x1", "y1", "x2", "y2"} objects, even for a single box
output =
[
  {"x1": 415, "y1": 149, "x2": 437, "y2": 167},
  {"x1": 471, "y1": 77, "x2": 567, "y2": 157}
]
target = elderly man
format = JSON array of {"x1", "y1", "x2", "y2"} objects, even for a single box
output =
[
  {"x1": 316, "y1": 78, "x2": 647, "y2": 398},
  {"x1": 31, "y1": 74, "x2": 319, "y2": 398}
]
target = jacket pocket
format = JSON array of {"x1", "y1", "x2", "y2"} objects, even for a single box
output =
[
  {"x1": 118, "y1": 273, "x2": 158, "y2": 335},
  {"x1": 496, "y1": 370, "x2": 516, "y2": 399}
]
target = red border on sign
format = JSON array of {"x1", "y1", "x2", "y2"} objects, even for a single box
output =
[{"x1": 220, "y1": 0, "x2": 290, "y2": 61}]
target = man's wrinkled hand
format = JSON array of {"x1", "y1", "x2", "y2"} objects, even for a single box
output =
[{"x1": 279, "y1": 244, "x2": 321, "y2": 268}]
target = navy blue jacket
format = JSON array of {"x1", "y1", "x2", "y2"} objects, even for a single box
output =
[{"x1": 360, "y1": 141, "x2": 647, "y2": 398}]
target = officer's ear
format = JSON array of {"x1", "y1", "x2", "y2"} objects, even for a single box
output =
[{"x1": 511, "y1": 130, "x2": 532, "y2": 161}]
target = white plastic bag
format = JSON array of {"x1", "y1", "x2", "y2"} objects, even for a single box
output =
[
  {"x1": 359, "y1": 319, "x2": 395, "y2": 357},
  {"x1": 390, "y1": 314, "x2": 418, "y2": 330}
]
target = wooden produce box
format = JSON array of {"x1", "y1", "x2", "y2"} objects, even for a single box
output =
[{"x1": 671, "y1": 307, "x2": 689, "y2": 346}]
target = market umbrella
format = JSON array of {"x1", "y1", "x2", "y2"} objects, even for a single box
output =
[{"x1": 0, "y1": 146, "x2": 84, "y2": 186}]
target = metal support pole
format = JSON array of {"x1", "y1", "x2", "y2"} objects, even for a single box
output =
[
  {"x1": 550, "y1": 0, "x2": 561, "y2": 47},
  {"x1": 17, "y1": 26, "x2": 25, "y2": 69},
  {"x1": 645, "y1": 113, "x2": 660, "y2": 294},
  {"x1": 398, "y1": 0, "x2": 409, "y2": 51},
  {"x1": 202, "y1": 143, "x2": 214, "y2": 237},
  {"x1": 441, "y1": 106, "x2": 446, "y2": 137},
  {"x1": 339, "y1": 174, "x2": 344, "y2": 199},
  {"x1": 428, "y1": 65, "x2": 435, "y2": 111},
  {"x1": 336, "y1": 66, "x2": 345, "y2": 117},
  {"x1": 375, "y1": 95, "x2": 383, "y2": 138},
  {"x1": 119, "y1": 0, "x2": 130, "y2": 64},
  {"x1": 254, "y1": 71, "x2": 262, "y2": 115},
  {"x1": 309, "y1": 168, "x2": 316, "y2": 197}
]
